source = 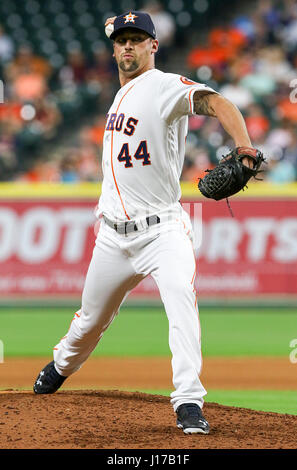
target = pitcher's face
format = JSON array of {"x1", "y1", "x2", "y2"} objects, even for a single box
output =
[{"x1": 113, "y1": 30, "x2": 158, "y2": 76}]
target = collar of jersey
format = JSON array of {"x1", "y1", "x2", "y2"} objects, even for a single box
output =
[{"x1": 119, "y1": 68, "x2": 158, "y2": 94}]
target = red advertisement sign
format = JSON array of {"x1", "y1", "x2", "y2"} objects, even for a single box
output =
[
  {"x1": 191, "y1": 198, "x2": 297, "y2": 297},
  {"x1": 0, "y1": 200, "x2": 95, "y2": 298},
  {"x1": 0, "y1": 197, "x2": 296, "y2": 300}
]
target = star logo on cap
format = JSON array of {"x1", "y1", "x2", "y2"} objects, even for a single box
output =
[{"x1": 124, "y1": 12, "x2": 138, "y2": 24}]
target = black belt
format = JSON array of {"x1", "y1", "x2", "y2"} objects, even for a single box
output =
[{"x1": 103, "y1": 215, "x2": 160, "y2": 234}]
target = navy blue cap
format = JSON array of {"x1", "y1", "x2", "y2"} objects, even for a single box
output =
[{"x1": 110, "y1": 11, "x2": 156, "y2": 40}]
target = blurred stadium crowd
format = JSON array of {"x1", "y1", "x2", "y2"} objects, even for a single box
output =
[{"x1": 0, "y1": 0, "x2": 297, "y2": 183}]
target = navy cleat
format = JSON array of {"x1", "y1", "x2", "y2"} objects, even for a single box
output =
[
  {"x1": 33, "y1": 361, "x2": 67, "y2": 394},
  {"x1": 176, "y1": 403, "x2": 210, "y2": 435}
]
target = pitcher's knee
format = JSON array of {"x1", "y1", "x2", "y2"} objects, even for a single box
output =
[
  {"x1": 75, "y1": 307, "x2": 116, "y2": 338},
  {"x1": 160, "y1": 281, "x2": 196, "y2": 306}
]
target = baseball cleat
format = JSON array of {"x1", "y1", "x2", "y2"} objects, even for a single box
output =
[
  {"x1": 176, "y1": 403, "x2": 210, "y2": 434},
  {"x1": 33, "y1": 361, "x2": 67, "y2": 394}
]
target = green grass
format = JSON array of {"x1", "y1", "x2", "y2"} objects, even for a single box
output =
[
  {"x1": 205, "y1": 390, "x2": 297, "y2": 415},
  {"x1": 0, "y1": 307, "x2": 296, "y2": 357},
  {"x1": 199, "y1": 309, "x2": 297, "y2": 357},
  {"x1": 1, "y1": 307, "x2": 296, "y2": 416},
  {"x1": 0, "y1": 308, "x2": 170, "y2": 357},
  {"x1": 129, "y1": 389, "x2": 297, "y2": 416}
]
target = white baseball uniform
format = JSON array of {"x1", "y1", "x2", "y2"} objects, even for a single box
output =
[{"x1": 53, "y1": 69, "x2": 217, "y2": 411}]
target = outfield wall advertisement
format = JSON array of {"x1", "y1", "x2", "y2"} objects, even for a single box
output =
[{"x1": 0, "y1": 183, "x2": 296, "y2": 301}]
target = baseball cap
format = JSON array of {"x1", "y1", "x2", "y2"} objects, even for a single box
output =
[{"x1": 109, "y1": 11, "x2": 156, "y2": 40}]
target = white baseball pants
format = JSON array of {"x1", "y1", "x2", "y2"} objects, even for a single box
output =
[{"x1": 53, "y1": 205, "x2": 207, "y2": 411}]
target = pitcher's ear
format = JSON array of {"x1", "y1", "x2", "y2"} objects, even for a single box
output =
[{"x1": 152, "y1": 39, "x2": 159, "y2": 53}]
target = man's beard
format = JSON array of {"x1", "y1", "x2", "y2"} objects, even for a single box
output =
[{"x1": 119, "y1": 59, "x2": 139, "y2": 72}]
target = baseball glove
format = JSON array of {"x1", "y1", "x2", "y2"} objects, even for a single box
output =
[{"x1": 198, "y1": 147, "x2": 265, "y2": 201}]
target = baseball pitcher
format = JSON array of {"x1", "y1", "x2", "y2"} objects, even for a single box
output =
[{"x1": 34, "y1": 11, "x2": 263, "y2": 435}]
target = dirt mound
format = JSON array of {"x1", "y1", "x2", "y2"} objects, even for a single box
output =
[{"x1": 1, "y1": 390, "x2": 296, "y2": 449}]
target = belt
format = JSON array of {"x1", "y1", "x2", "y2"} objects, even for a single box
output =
[{"x1": 103, "y1": 214, "x2": 160, "y2": 234}]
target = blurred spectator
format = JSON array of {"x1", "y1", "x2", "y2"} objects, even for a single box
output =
[
  {"x1": 59, "y1": 49, "x2": 88, "y2": 85},
  {"x1": 209, "y1": 27, "x2": 247, "y2": 50},
  {"x1": 244, "y1": 103, "x2": 270, "y2": 141},
  {"x1": 4, "y1": 44, "x2": 52, "y2": 103},
  {"x1": 0, "y1": 100, "x2": 22, "y2": 128},
  {"x1": 232, "y1": 15, "x2": 256, "y2": 41},
  {"x1": 182, "y1": 147, "x2": 214, "y2": 182},
  {"x1": 18, "y1": 158, "x2": 61, "y2": 182},
  {"x1": 5, "y1": 44, "x2": 52, "y2": 81},
  {"x1": 86, "y1": 45, "x2": 118, "y2": 108},
  {"x1": 282, "y1": 127, "x2": 297, "y2": 171},
  {"x1": 279, "y1": 1, "x2": 297, "y2": 52},
  {"x1": 85, "y1": 116, "x2": 106, "y2": 147},
  {"x1": 0, "y1": 121, "x2": 17, "y2": 179},
  {"x1": 32, "y1": 97, "x2": 62, "y2": 140},
  {"x1": 12, "y1": 69, "x2": 48, "y2": 101},
  {"x1": 227, "y1": 52, "x2": 255, "y2": 80},
  {"x1": 0, "y1": 24, "x2": 14, "y2": 64},
  {"x1": 188, "y1": 44, "x2": 233, "y2": 69},
  {"x1": 267, "y1": 159, "x2": 296, "y2": 183},
  {"x1": 20, "y1": 121, "x2": 103, "y2": 184},
  {"x1": 254, "y1": 46, "x2": 295, "y2": 83},
  {"x1": 257, "y1": 0, "x2": 281, "y2": 43},
  {"x1": 76, "y1": 126, "x2": 102, "y2": 181},
  {"x1": 265, "y1": 124, "x2": 294, "y2": 152},
  {"x1": 277, "y1": 97, "x2": 297, "y2": 122},
  {"x1": 239, "y1": 71, "x2": 276, "y2": 98},
  {"x1": 60, "y1": 152, "x2": 80, "y2": 182},
  {"x1": 142, "y1": 0, "x2": 176, "y2": 63},
  {"x1": 219, "y1": 78, "x2": 254, "y2": 111},
  {"x1": 187, "y1": 25, "x2": 248, "y2": 69},
  {"x1": 87, "y1": 45, "x2": 117, "y2": 83}
]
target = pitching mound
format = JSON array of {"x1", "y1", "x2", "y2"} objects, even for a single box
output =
[{"x1": 1, "y1": 390, "x2": 296, "y2": 449}]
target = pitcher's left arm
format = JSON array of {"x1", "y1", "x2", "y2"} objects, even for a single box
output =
[{"x1": 193, "y1": 92, "x2": 254, "y2": 168}]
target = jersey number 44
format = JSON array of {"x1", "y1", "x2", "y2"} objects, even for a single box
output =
[{"x1": 117, "y1": 141, "x2": 151, "y2": 168}]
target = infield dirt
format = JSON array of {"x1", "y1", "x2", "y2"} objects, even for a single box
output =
[
  {"x1": 0, "y1": 356, "x2": 296, "y2": 390},
  {"x1": 0, "y1": 357, "x2": 296, "y2": 449}
]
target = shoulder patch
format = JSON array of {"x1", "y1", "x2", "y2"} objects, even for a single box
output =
[{"x1": 180, "y1": 76, "x2": 200, "y2": 86}]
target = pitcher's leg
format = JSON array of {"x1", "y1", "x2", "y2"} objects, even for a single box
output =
[
  {"x1": 54, "y1": 237, "x2": 139, "y2": 377},
  {"x1": 150, "y1": 228, "x2": 206, "y2": 411}
]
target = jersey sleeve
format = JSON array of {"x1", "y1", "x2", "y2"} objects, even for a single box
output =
[{"x1": 159, "y1": 73, "x2": 218, "y2": 123}]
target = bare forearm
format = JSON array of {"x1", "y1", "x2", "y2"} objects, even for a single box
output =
[{"x1": 193, "y1": 92, "x2": 252, "y2": 147}]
